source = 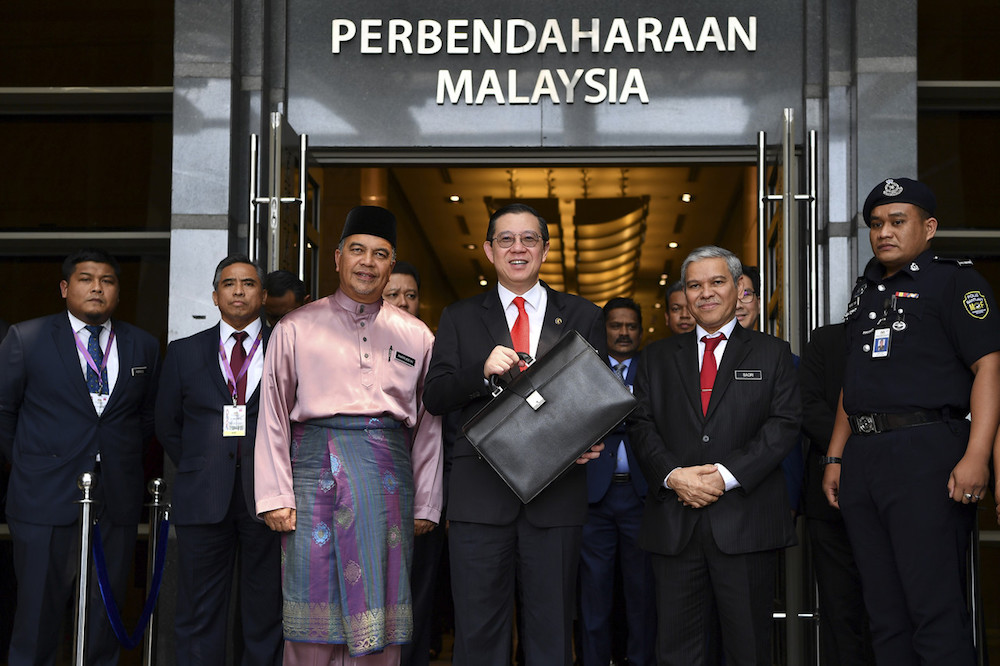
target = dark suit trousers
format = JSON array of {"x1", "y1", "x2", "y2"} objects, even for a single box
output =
[
  {"x1": 578, "y1": 482, "x2": 655, "y2": 666},
  {"x1": 8, "y1": 515, "x2": 135, "y2": 666},
  {"x1": 401, "y1": 524, "x2": 446, "y2": 666},
  {"x1": 650, "y1": 515, "x2": 776, "y2": 666},
  {"x1": 806, "y1": 517, "x2": 874, "y2": 666},
  {"x1": 449, "y1": 516, "x2": 581, "y2": 666},
  {"x1": 174, "y1": 473, "x2": 282, "y2": 666},
  {"x1": 839, "y1": 424, "x2": 975, "y2": 666}
]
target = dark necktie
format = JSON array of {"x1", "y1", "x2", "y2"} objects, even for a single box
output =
[
  {"x1": 230, "y1": 331, "x2": 248, "y2": 405},
  {"x1": 85, "y1": 324, "x2": 109, "y2": 394},
  {"x1": 511, "y1": 297, "x2": 530, "y2": 363},
  {"x1": 700, "y1": 334, "x2": 726, "y2": 415},
  {"x1": 613, "y1": 362, "x2": 627, "y2": 383}
]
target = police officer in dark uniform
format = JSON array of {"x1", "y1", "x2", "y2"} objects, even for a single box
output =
[{"x1": 822, "y1": 177, "x2": 1000, "y2": 666}]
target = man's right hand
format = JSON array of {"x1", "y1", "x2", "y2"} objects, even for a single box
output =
[
  {"x1": 483, "y1": 345, "x2": 521, "y2": 379},
  {"x1": 822, "y1": 464, "x2": 841, "y2": 509},
  {"x1": 668, "y1": 465, "x2": 724, "y2": 508},
  {"x1": 263, "y1": 507, "x2": 296, "y2": 532}
]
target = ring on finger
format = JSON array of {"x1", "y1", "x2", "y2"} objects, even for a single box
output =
[{"x1": 964, "y1": 493, "x2": 973, "y2": 500}]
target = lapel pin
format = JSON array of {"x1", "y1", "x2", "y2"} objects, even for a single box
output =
[{"x1": 554, "y1": 317, "x2": 563, "y2": 325}]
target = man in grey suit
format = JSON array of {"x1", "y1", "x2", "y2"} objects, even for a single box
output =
[{"x1": 629, "y1": 245, "x2": 800, "y2": 665}]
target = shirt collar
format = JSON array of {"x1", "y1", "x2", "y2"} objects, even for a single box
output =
[
  {"x1": 220, "y1": 316, "x2": 262, "y2": 342},
  {"x1": 696, "y1": 316, "x2": 739, "y2": 341},
  {"x1": 333, "y1": 289, "x2": 382, "y2": 316},
  {"x1": 497, "y1": 281, "x2": 544, "y2": 312},
  {"x1": 609, "y1": 356, "x2": 632, "y2": 370},
  {"x1": 67, "y1": 311, "x2": 111, "y2": 334},
  {"x1": 866, "y1": 249, "x2": 934, "y2": 282}
]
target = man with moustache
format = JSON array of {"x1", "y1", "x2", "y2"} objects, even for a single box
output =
[
  {"x1": 630, "y1": 245, "x2": 800, "y2": 665},
  {"x1": 255, "y1": 206, "x2": 443, "y2": 665},
  {"x1": 156, "y1": 255, "x2": 282, "y2": 665},
  {"x1": 823, "y1": 178, "x2": 1000, "y2": 665},
  {"x1": 579, "y1": 297, "x2": 656, "y2": 666},
  {"x1": 665, "y1": 281, "x2": 695, "y2": 335},
  {"x1": 0, "y1": 248, "x2": 159, "y2": 666},
  {"x1": 423, "y1": 203, "x2": 605, "y2": 666}
]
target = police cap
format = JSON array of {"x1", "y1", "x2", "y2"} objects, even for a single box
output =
[{"x1": 862, "y1": 178, "x2": 936, "y2": 227}]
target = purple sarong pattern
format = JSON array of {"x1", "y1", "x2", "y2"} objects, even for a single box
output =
[{"x1": 282, "y1": 416, "x2": 414, "y2": 656}]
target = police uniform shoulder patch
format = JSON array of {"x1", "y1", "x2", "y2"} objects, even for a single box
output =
[{"x1": 963, "y1": 290, "x2": 990, "y2": 319}]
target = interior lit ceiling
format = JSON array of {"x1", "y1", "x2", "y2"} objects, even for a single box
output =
[{"x1": 391, "y1": 164, "x2": 750, "y2": 341}]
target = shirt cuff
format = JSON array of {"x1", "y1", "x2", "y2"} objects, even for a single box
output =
[
  {"x1": 663, "y1": 467, "x2": 682, "y2": 490},
  {"x1": 714, "y1": 463, "x2": 740, "y2": 491}
]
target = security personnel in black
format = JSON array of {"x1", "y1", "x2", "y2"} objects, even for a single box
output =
[{"x1": 822, "y1": 177, "x2": 1000, "y2": 666}]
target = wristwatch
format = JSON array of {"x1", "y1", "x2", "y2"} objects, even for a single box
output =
[{"x1": 820, "y1": 456, "x2": 842, "y2": 466}]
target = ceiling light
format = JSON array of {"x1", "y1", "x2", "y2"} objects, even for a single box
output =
[
  {"x1": 478, "y1": 275, "x2": 488, "y2": 287},
  {"x1": 448, "y1": 195, "x2": 462, "y2": 203},
  {"x1": 464, "y1": 243, "x2": 477, "y2": 250},
  {"x1": 667, "y1": 241, "x2": 679, "y2": 249},
  {"x1": 658, "y1": 278, "x2": 667, "y2": 286},
  {"x1": 660, "y1": 273, "x2": 668, "y2": 280},
  {"x1": 654, "y1": 302, "x2": 662, "y2": 309},
  {"x1": 680, "y1": 193, "x2": 693, "y2": 203},
  {"x1": 648, "y1": 327, "x2": 655, "y2": 333}
]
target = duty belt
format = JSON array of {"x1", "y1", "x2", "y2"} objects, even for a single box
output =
[{"x1": 848, "y1": 408, "x2": 962, "y2": 436}]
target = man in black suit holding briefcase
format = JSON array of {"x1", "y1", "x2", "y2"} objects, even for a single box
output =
[
  {"x1": 629, "y1": 245, "x2": 800, "y2": 665},
  {"x1": 423, "y1": 203, "x2": 605, "y2": 666}
]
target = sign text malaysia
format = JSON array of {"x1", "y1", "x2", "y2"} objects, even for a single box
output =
[{"x1": 330, "y1": 16, "x2": 757, "y2": 105}]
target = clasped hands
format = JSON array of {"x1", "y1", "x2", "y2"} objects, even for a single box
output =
[{"x1": 669, "y1": 464, "x2": 725, "y2": 508}]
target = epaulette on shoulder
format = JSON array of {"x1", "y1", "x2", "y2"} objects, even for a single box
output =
[{"x1": 933, "y1": 256, "x2": 974, "y2": 267}]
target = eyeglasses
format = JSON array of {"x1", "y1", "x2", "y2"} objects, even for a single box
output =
[
  {"x1": 738, "y1": 288, "x2": 758, "y2": 304},
  {"x1": 489, "y1": 232, "x2": 544, "y2": 248}
]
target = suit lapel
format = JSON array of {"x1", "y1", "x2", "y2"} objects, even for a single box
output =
[
  {"x1": 673, "y1": 333, "x2": 702, "y2": 417},
  {"x1": 706, "y1": 325, "x2": 752, "y2": 419},
  {"x1": 53, "y1": 315, "x2": 93, "y2": 406},
  {"x1": 537, "y1": 283, "x2": 566, "y2": 357},
  {"x1": 102, "y1": 321, "x2": 132, "y2": 414},
  {"x1": 480, "y1": 290, "x2": 514, "y2": 349},
  {"x1": 207, "y1": 324, "x2": 233, "y2": 403},
  {"x1": 246, "y1": 323, "x2": 270, "y2": 407}
]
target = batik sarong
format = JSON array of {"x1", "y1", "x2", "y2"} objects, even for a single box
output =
[{"x1": 283, "y1": 415, "x2": 414, "y2": 656}]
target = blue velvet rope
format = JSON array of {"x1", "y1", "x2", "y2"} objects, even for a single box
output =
[{"x1": 92, "y1": 517, "x2": 170, "y2": 650}]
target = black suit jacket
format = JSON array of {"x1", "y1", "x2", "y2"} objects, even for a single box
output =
[
  {"x1": 155, "y1": 322, "x2": 270, "y2": 525},
  {"x1": 0, "y1": 313, "x2": 159, "y2": 525},
  {"x1": 798, "y1": 323, "x2": 847, "y2": 521},
  {"x1": 423, "y1": 283, "x2": 605, "y2": 527},
  {"x1": 629, "y1": 323, "x2": 800, "y2": 555},
  {"x1": 586, "y1": 352, "x2": 648, "y2": 502}
]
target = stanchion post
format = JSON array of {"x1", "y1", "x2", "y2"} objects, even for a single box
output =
[
  {"x1": 143, "y1": 478, "x2": 168, "y2": 666},
  {"x1": 74, "y1": 471, "x2": 96, "y2": 666}
]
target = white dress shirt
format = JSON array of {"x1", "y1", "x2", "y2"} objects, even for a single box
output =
[
  {"x1": 218, "y1": 317, "x2": 264, "y2": 399},
  {"x1": 497, "y1": 281, "x2": 547, "y2": 359}
]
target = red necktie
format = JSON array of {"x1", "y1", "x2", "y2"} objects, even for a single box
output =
[
  {"x1": 700, "y1": 333, "x2": 725, "y2": 415},
  {"x1": 511, "y1": 297, "x2": 530, "y2": 357},
  {"x1": 230, "y1": 331, "x2": 248, "y2": 405}
]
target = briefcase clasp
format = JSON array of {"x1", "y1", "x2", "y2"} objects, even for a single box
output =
[{"x1": 525, "y1": 390, "x2": 546, "y2": 410}]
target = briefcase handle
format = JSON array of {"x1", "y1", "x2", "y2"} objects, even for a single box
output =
[{"x1": 489, "y1": 352, "x2": 534, "y2": 397}]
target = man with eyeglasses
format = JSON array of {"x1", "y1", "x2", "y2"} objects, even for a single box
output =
[
  {"x1": 735, "y1": 265, "x2": 761, "y2": 330},
  {"x1": 423, "y1": 203, "x2": 606, "y2": 666}
]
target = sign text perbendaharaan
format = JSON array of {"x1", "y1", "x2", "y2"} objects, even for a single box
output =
[{"x1": 329, "y1": 16, "x2": 757, "y2": 105}]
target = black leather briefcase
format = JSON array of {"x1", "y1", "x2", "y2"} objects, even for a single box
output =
[{"x1": 463, "y1": 329, "x2": 638, "y2": 504}]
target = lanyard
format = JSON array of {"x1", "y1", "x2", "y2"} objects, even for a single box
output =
[
  {"x1": 218, "y1": 331, "x2": 263, "y2": 404},
  {"x1": 73, "y1": 327, "x2": 115, "y2": 393}
]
